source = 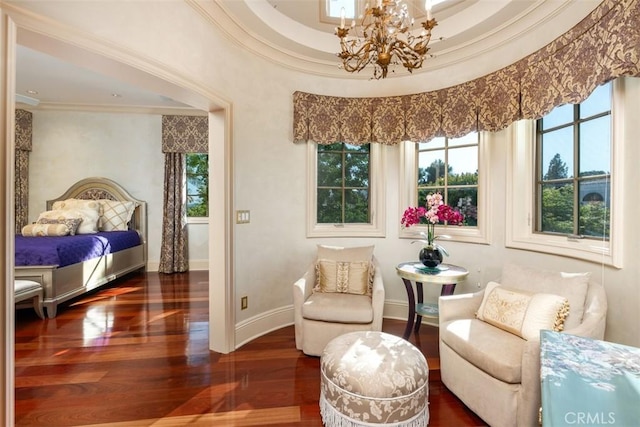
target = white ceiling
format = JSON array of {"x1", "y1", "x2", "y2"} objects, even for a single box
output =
[{"x1": 15, "y1": 0, "x2": 601, "y2": 109}]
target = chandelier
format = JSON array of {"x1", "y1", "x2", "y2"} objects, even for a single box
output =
[{"x1": 335, "y1": 0, "x2": 437, "y2": 79}]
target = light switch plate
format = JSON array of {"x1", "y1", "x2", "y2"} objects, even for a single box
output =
[{"x1": 236, "y1": 210, "x2": 250, "y2": 224}]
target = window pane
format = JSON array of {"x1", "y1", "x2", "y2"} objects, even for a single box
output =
[
  {"x1": 418, "y1": 151, "x2": 446, "y2": 185},
  {"x1": 540, "y1": 183, "x2": 574, "y2": 234},
  {"x1": 344, "y1": 152, "x2": 369, "y2": 187},
  {"x1": 580, "y1": 83, "x2": 611, "y2": 119},
  {"x1": 579, "y1": 178, "x2": 610, "y2": 238},
  {"x1": 328, "y1": 0, "x2": 355, "y2": 18},
  {"x1": 579, "y1": 116, "x2": 610, "y2": 176},
  {"x1": 448, "y1": 146, "x2": 478, "y2": 178},
  {"x1": 541, "y1": 127, "x2": 573, "y2": 179},
  {"x1": 317, "y1": 188, "x2": 342, "y2": 223},
  {"x1": 448, "y1": 187, "x2": 478, "y2": 227},
  {"x1": 186, "y1": 153, "x2": 208, "y2": 217},
  {"x1": 345, "y1": 189, "x2": 369, "y2": 223},
  {"x1": 316, "y1": 142, "x2": 371, "y2": 225},
  {"x1": 317, "y1": 152, "x2": 343, "y2": 186},
  {"x1": 542, "y1": 103, "x2": 573, "y2": 130}
]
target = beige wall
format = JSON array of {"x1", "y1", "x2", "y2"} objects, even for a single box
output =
[{"x1": 5, "y1": 1, "x2": 640, "y2": 348}]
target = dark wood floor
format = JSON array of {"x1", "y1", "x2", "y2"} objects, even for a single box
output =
[{"x1": 14, "y1": 271, "x2": 486, "y2": 426}]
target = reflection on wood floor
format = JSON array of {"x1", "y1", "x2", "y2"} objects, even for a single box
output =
[{"x1": 14, "y1": 271, "x2": 486, "y2": 426}]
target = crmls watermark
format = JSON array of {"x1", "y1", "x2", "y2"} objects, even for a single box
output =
[{"x1": 564, "y1": 412, "x2": 616, "y2": 425}]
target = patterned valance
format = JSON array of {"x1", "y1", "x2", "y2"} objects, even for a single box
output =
[
  {"x1": 15, "y1": 109, "x2": 32, "y2": 151},
  {"x1": 293, "y1": 0, "x2": 639, "y2": 145},
  {"x1": 162, "y1": 115, "x2": 208, "y2": 153}
]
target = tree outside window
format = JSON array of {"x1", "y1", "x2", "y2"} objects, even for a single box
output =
[
  {"x1": 186, "y1": 153, "x2": 208, "y2": 217},
  {"x1": 536, "y1": 82, "x2": 611, "y2": 239}
]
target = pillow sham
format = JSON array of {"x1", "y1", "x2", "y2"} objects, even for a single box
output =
[
  {"x1": 476, "y1": 281, "x2": 570, "y2": 341},
  {"x1": 22, "y1": 223, "x2": 69, "y2": 237},
  {"x1": 98, "y1": 199, "x2": 136, "y2": 231},
  {"x1": 36, "y1": 217, "x2": 82, "y2": 235},
  {"x1": 37, "y1": 207, "x2": 100, "y2": 234}
]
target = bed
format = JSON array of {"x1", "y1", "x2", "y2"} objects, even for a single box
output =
[{"x1": 15, "y1": 177, "x2": 147, "y2": 318}]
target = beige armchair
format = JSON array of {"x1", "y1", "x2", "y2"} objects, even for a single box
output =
[
  {"x1": 438, "y1": 264, "x2": 608, "y2": 427},
  {"x1": 293, "y1": 247, "x2": 385, "y2": 357}
]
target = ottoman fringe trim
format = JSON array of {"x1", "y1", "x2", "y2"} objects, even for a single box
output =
[{"x1": 320, "y1": 392, "x2": 429, "y2": 427}]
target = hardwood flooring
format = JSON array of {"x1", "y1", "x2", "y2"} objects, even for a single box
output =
[{"x1": 14, "y1": 271, "x2": 487, "y2": 426}]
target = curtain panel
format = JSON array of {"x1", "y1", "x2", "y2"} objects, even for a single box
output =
[
  {"x1": 15, "y1": 109, "x2": 32, "y2": 233},
  {"x1": 158, "y1": 152, "x2": 189, "y2": 274},
  {"x1": 293, "y1": 0, "x2": 639, "y2": 145}
]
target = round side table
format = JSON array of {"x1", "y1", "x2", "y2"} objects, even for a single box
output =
[{"x1": 396, "y1": 262, "x2": 469, "y2": 339}]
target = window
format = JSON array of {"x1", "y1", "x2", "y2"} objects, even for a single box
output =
[
  {"x1": 417, "y1": 133, "x2": 479, "y2": 226},
  {"x1": 536, "y1": 82, "x2": 611, "y2": 239},
  {"x1": 307, "y1": 142, "x2": 385, "y2": 237},
  {"x1": 321, "y1": 0, "x2": 448, "y2": 24},
  {"x1": 186, "y1": 153, "x2": 208, "y2": 218},
  {"x1": 507, "y1": 79, "x2": 624, "y2": 267},
  {"x1": 400, "y1": 132, "x2": 491, "y2": 244}
]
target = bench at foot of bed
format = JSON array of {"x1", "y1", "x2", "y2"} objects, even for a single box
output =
[{"x1": 15, "y1": 280, "x2": 45, "y2": 319}]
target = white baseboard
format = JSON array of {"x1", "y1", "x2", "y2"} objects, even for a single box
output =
[
  {"x1": 235, "y1": 306, "x2": 294, "y2": 349},
  {"x1": 233, "y1": 300, "x2": 438, "y2": 350}
]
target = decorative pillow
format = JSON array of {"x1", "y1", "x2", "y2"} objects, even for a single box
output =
[
  {"x1": 37, "y1": 207, "x2": 100, "y2": 234},
  {"x1": 21, "y1": 223, "x2": 70, "y2": 237},
  {"x1": 315, "y1": 259, "x2": 371, "y2": 295},
  {"x1": 98, "y1": 200, "x2": 136, "y2": 231},
  {"x1": 500, "y1": 263, "x2": 589, "y2": 329},
  {"x1": 476, "y1": 281, "x2": 570, "y2": 340},
  {"x1": 314, "y1": 245, "x2": 375, "y2": 295},
  {"x1": 36, "y1": 217, "x2": 82, "y2": 235}
]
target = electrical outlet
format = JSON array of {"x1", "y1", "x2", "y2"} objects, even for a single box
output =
[{"x1": 241, "y1": 296, "x2": 248, "y2": 310}]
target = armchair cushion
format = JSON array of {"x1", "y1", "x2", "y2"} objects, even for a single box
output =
[
  {"x1": 476, "y1": 281, "x2": 570, "y2": 340},
  {"x1": 501, "y1": 263, "x2": 589, "y2": 329},
  {"x1": 441, "y1": 318, "x2": 525, "y2": 384},
  {"x1": 302, "y1": 292, "x2": 373, "y2": 324}
]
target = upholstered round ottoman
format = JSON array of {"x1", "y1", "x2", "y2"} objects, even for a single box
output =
[{"x1": 320, "y1": 331, "x2": 429, "y2": 427}]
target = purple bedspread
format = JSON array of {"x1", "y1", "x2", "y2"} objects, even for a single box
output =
[{"x1": 15, "y1": 231, "x2": 141, "y2": 268}]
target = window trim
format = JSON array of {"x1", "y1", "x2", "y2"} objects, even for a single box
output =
[
  {"x1": 399, "y1": 134, "x2": 491, "y2": 245},
  {"x1": 506, "y1": 80, "x2": 624, "y2": 268},
  {"x1": 307, "y1": 142, "x2": 386, "y2": 238}
]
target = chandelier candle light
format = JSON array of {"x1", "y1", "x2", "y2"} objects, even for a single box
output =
[
  {"x1": 335, "y1": 0, "x2": 437, "y2": 79},
  {"x1": 401, "y1": 193, "x2": 464, "y2": 268}
]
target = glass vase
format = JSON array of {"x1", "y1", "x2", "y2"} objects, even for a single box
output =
[{"x1": 419, "y1": 246, "x2": 443, "y2": 268}]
